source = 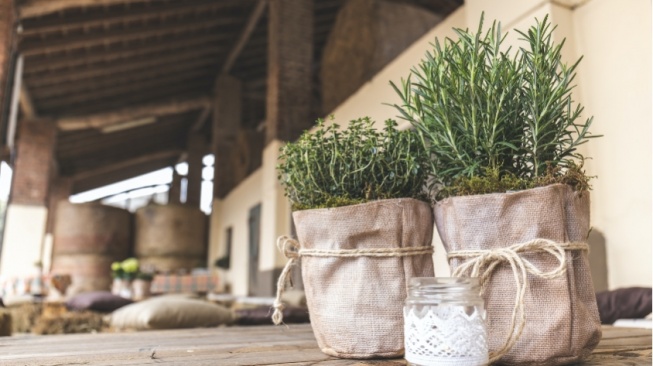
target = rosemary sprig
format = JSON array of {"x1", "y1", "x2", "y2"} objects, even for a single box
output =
[{"x1": 392, "y1": 15, "x2": 599, "y2": 198}]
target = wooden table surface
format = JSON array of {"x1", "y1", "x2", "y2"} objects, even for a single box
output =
[{"x1": 0, "y1": 324, "x2": 650, "y2": 365}]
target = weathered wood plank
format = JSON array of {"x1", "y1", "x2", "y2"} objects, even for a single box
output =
[
  {"x1": 0, "y1": 325, "x2": 649, "y2": 365},
  {"x1": 20, "y1": 1, "x2": 243, "y2": 36},
  {"x1": 57, "y1": 97, "x2": 210, "y2": 131}
]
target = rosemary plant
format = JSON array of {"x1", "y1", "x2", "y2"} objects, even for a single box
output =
[
  {"x1": 392, "y1": 15, "x2": 599, "y2": 199},
  {"x1": 277, "y1": 117, "x2": 429, "y2": 210}
]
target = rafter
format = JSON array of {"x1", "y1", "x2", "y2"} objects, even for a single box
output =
[
  {"x1": 26, "y1": 49, "x2": 219, "y2": 87},
  {"x1": 32, "y1": 62, "x2": 214, "y2": 99},
  {"x1": 40, "y1": 85, "x2": 209, "y2": 116},
  {"x1": 37, "y1": 76, "x2": 210, "y2": 108},
  {"x1": 57, "y1": 97, "x2": 210, "y2": 131},
  {"x1": 71, "y1": 157, "x2": 178, "y2": 195},
  {"x1": 19, "y1": 17, "x2": 240, "y2": 57},
  {"x1": 19, "y1": 84, "x2": 38, "y2": 119},
  {"x1": 221, "y1": 0, "x2": 268, "y2": 74},
  {"x1": 24, "y1": 34, "x2": 225, "y2": 74},
  {"x1": 19, "y1": 0, "x2": 164, "y2": 19},
  {"x1": 21, "y1": 1, "x2": 243, "y2": 36}
]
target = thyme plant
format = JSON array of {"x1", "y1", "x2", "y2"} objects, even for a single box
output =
[
  {"x1": 277, "y1": 117, "x2": 429, "y2": 210},
  {"x1": 392, "y1": 15, "x2": 598, "y2": 198}
]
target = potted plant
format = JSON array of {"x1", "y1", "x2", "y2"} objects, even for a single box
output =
[
  {"x1": 274, "y1": 117, "x2": 434, "y2": 359},
  {"x1": 111, "y1": 258, "x2": 139, "y2": 299},
  {"x1": 132, "y1": 271, "x2": 154, "y2": 301},
  {"x1": 392, "y1": 16, "x2": 602, "y2": 365}
]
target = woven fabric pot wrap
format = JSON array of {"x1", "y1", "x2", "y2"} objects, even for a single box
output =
[
  {"x1": 273, "y1": 198, "x2": 435, "y2": 359},
  {"x1": 434, "y1": 184, "x2": 602, "y2": 365}
]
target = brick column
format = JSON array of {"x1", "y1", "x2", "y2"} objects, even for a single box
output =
[
  {"x1": 255, "y1": 0, "x2": 313, "y2": 296},
  {"x1": 265, "y1": 0, "x2": 314, "y2": 144},
  {"x1": 0, "y1": 119, "x2": 57, "y2": 277},
  {"x1": 208, "y1": 75, "x2": 241, "y2": 289},
  {"x1": 186, "y1": 132, "x2": 206, "y2": 207},
  {"x1": 212, "y1": 75, "x2": 241, "y2": 200},
  {"x1": 0, "y1": 0, "x2": 15, "y2": 119}
]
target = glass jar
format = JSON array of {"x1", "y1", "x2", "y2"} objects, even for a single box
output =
[{"x1": 404, "y1": 277, "x2": 488, "y2": 366}]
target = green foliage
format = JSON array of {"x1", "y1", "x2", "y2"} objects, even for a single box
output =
[
  {"x1": 392, "y1": 15, "x2": 599, "y2": 198},
  {"x1": 111, "y1": 258, "x2": 152, "y2": 280},
  {"x1": 277, "y1": 117, "x2": 430, "y2": 210}
]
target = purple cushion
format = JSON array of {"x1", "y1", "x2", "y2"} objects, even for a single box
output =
[
  {"x1": 66, "y1": 291, "x2": 133, "y2": 313},
  {"x1": 596, "y1": 287, "x2": 652, "y2": 324}
]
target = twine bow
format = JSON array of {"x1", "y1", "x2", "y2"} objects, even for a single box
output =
[
  {"x1": 448, "y1": 239, "x2": 589, "y2": 363},
  {"x1": 272, "y1": 236, "x2": 301, "y2": 325},
  {"x1": 272, "y1": 235, "x2": 434, "y2": 325}
]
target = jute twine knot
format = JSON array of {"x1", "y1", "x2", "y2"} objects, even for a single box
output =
[
  {"x1": 272, "y1": 235, "x2": 434, "y2": 325},
  {"x1": 448, "y1": 238, "x2": 589, "y2": 363},
  {"x1": 272, "y1": 236, "x2": 300, "y2": 325}
]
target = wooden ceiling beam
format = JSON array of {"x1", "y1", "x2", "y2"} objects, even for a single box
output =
[
  {"x1": 221, "y1": 0, "x2": 268, "y2": 74},
  {"x1": 57, "y1": 110, "x2": 195, "y2": 147},
  {"x1": 32, "y1": 61, "x2": 215, "y2": 99},
  {"x1": 19, "y1": 17, "x2": 240, "y2": 57},
  {"x1": 37, "y1": 75, "x2": 210, "y2": 108},
  {"x1": 21, "y1": 1, "x2": 244, "y2": 36},
  {"x1": 26, "y1": 49, "x2": 220, "y2": 87},
  {"x1": 24, "y1": 34, "x2": 226, "y2": 74},
  {"x1": 70, "y1": 157, "x2": 178, "y2": 195},
  {"x1": 57, "y1": 96, "x2": 210, "y2": 131},
  {"x1": 19, "y1": 84, "x2": 38, "y2": 119},
  {"x1": 40, "y1": 86, "x2": 210, "y2": 116},
  {"x1": 191, "y1": 105, "x2": 211, "y2": 132},
  {"x1": 58, "y1": 125, "x2": 183, "y2": 157},
  {"x1": 19, "y1": 0, "x2": 164, "y2": 19},
  {"x1": 60, "y1": 131, "x2": 183, "y2": 162}
]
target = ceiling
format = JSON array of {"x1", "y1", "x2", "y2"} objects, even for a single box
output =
[{"x1": 11, "y1": 0, "x2": 462, "y2": 195}]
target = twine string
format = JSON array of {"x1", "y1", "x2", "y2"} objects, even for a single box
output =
[
  {"x1": 272, "y1": 235, "x2": 434, "y2": 325},
  {"x1": 448, "y1": 239, "x2": 589, "y2": 363}
]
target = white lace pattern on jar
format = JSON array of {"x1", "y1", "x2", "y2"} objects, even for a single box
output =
[{"x1": 404, "y1": 305, "x2": 488, "y2": 366}]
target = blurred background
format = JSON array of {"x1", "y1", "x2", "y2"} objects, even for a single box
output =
[{"x1": 0, "y1": 0, "x2": 649, "y2": 300}]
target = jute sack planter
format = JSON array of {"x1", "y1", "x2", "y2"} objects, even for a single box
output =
[
  {"x1": 434, "y1": 184, "x2": 602, "y2": 365},
  {"x1": 273, "y1": 198, "x2": 434, "y2": 359}
]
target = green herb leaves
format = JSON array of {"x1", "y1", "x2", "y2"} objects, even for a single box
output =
[
  {"x1": 392, "y1": 15, "x2": 598, "y2": 197},
  {"x1": 277, "y1": 117, "x2": 429, "y2": 210}
]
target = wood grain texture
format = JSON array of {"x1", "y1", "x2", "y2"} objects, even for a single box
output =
[{"x1": 0, "y1": 325, "x2": 649, "y2": 365}]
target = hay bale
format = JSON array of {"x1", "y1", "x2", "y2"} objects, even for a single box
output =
[
  {"x1": 0, "y1": 309, "x2": 11, "y2": 336},
  {"x1": 321, "y1": 0, "x2": 442, "y2": 113},
  {"x1": 7, "y1": 303, "x2": 42, "y2": 333},
  {"x1": 32, "y1": 311, "x2": 106, "y2": 335}
]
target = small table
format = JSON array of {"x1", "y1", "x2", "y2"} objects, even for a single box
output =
[{"x1": 0, "y1": 325, "x2": 649, "y2": 365}]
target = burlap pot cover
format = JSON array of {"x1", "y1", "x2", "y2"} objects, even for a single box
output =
[
  {"x1": 434, "y1": 184, "x2": 602, "y2": 365},
  {"x1": 292, "y1": 198, "x2": 435, "y2": 359}
]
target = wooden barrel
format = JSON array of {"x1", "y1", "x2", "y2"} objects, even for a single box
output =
[
  {"x1": 51, "y1": 202, "x2": 132, "y2": 294},
  {"x1": 135, "y1": 204, "x2": 206, "y2": 272},
  {"x1": 53, "y1": 201, "x2": 132, "y2": 257},
  {"x1": 50, "y1": 254, "x2": 114, "y2": 295}
]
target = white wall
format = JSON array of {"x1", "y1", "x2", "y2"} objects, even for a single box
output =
[
  {"x1": 329, "y1": 0, "x2": 652, "y2": 288},
  {"x1": 208, "y1": 169, "x2": 263, "y2": 296},
  {"x1": 213, "y1": 0, "x2": 652, "y2": 292},
  {"x1": 572, "y1": 0, "x2": 652, "y2": 288},
  {"x1": 0, "y1": 204, "x2": 48, "y2": 278}
]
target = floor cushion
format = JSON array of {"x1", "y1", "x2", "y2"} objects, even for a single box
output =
[
  {"x1": 110, "y1": 296, "x2": 233, "y2": 330},
  {"x1": 66, "y1": 291, "x2": 133, "y2": 313}
]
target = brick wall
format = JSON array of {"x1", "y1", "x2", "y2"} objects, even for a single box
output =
[
  {"x1": 11, "y1": 119, "x2": 57, "y2": 206},
  {"x1": 0, "y1": 0, "x2": 15, "y2": 121}
]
